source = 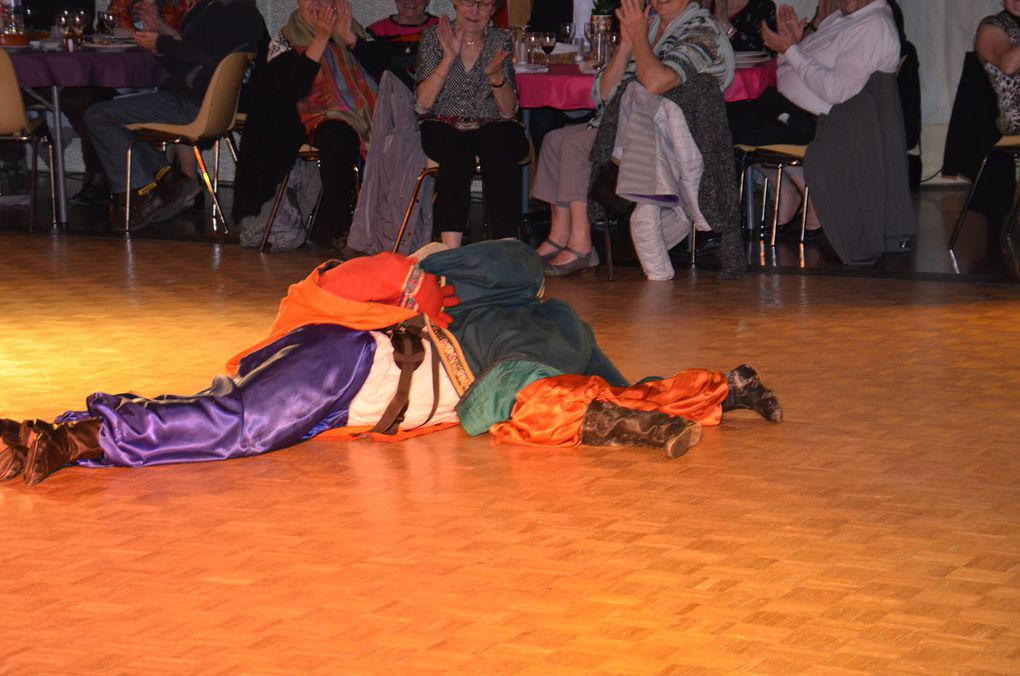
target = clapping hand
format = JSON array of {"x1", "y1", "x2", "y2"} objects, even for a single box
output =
[
  {"x1": 615, "y1": 0, "x2": 650, "y2": 50},
  {"x1": 310, "y1": 2, "x2": 336, "y2": 40},
  {"x1": 761, "y1": 4, "x2": 806, "y2": 54},
  {"x1": 484, "y1": 48, "x2": 511, "y2": 85},
  {"x1": 437, "y1": 15, "x2": 463, "y2": 62},
  {"x1": 334, "y1": 0, "x2": 356, "y2": 47}
]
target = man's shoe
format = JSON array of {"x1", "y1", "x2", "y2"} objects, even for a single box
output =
[
  {"x1": 156, "y1": 168, "x2": 201, "y2": 221},
  {"x1": 71, "y1": 172, "x2": 112, "y2": 205},
  {"x1": 118, "y1": 186, "x2": 169, "y2": 231}
]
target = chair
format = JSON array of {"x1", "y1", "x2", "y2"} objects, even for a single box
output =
[
  {"x1": 258, "y1": 145, "x2": 362, "y2": 254},
  {"x1": 392, "y1": 148, "x2": 534, "y2": 254},
  {"x1": 736, "y1": 143, "x2": 811, "y2": 248},
  {"x1": 123, "y1": 51, "x2": 255, "y2": 233},
  {"x1": 947, "y1": 135, "x2": 1020, "y2": 250},
  {"x1": 0, "y1": 49, "x2": 56, "y2": 231}
]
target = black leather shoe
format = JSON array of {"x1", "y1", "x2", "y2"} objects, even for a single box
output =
[
  {"x1": 119, "y1": 187, "x2": 170, "y2": 231},
  {"x1": 156, "y1": 168, "x2": 200, "y2": 220},
  {"x1": 71, "y1": 173, "x2": 112, "y2": 204}
]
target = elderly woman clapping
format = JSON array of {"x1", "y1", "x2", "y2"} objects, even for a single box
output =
[
  {"x1": 415, "y1": 0, "x2": 529, "y2": 248},
  {"x1": 532, "y1": 0, "x2": 733, "y2": 278}
]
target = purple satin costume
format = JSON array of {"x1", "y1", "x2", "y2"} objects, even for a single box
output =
[{"x1": 58, "y1": 325, "x2": 376, "y2": 467}]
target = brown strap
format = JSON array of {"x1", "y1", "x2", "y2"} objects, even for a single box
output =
[{"x1": 369, "y1": 323, "x2": 426, "y2": 435}]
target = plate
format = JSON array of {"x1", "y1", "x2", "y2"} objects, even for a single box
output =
[
  {"x1": 515, "y1": 63, "x2": 548, "y2": 73},
  {"x1": 1, "y1": 44, "x2": 31, "y2": 52},
  {"x1": 735, "y1": 50, "x2": 768, "y2": 58},
  {"x1": 82, "y1": 42, "x2": 134, "y2": 52}
]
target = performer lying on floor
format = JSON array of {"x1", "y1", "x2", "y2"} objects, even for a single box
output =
[{"x1": 0, "y1": 240, "x2": 782, "y2": 486}]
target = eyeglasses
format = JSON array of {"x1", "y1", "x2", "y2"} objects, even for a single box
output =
[{"x1": 459, "y1": 0, "x2": 496, "y2": 11}]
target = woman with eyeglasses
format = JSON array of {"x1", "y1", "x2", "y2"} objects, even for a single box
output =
[{"x1": 415, "y1": 0, "x2": 529, "y2": 248}]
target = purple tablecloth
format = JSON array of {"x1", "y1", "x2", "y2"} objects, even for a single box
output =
[{"x1": 8, "y1": 48, "x2": 166, "y2": 89}]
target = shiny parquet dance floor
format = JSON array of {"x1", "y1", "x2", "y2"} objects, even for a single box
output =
[{"x1": 1, "y1": 232, "x2": 1020, "y2": 673}]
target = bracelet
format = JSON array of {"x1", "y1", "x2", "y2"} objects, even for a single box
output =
[
  {"x1": 726, "y1": 25, "x2": 737, "y2": 38},
  {"x1": 490, "y1": 78, "x2": 507, "y2": 88}
]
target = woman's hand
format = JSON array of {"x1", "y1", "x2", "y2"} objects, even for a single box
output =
[
  {"x1": 615, "y1": 0, "x2": 650, "y2": 48},
  {"x1": 437, "y1": 15, "x2": 463, "y2": 63},
  {"x1": 484, "y1": 48, "x2": 511, "y2": 85},
  {"x1": 333, "y1": 0, "x2": 356, "y2": 48},
  {"x1": 712, "y1": 0, "x2": 729, "y2": 21},
  {"x1": 311, "y1": 3, "x2": 336, "y2": 41},
  {"x1": 761, "y1": 4, "x2": 805, "y2": 53}
]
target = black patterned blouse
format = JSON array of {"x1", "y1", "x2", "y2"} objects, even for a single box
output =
[
  {"x1": 414, "y1": 23, "x2": 518, "y2": 125},
  {"x1": 726, "y1": 0, "x2": 776, "y2": 52}
]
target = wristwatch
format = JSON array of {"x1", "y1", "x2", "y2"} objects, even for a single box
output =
[{"x1": 490, "y1": 78, "x2": 507, "y2": 88}]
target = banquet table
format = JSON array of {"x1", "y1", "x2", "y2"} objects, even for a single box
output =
[
  {"x1": 514, "y1": 61, "x2": 777, "y2": 211},
  {"x1": 516, "y1": 60, "x2": 777, "y2": 111},
  {"x1": 7, "y1": 47, "x2": 166, "y2": 224}
]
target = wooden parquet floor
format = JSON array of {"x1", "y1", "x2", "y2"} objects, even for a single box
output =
[{"x1": 1, "y1": 232, "x2": 1020, "y2": 674}]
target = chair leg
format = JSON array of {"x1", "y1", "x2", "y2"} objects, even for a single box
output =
[
  {"x1": 259, "y1": 168, "x2": 292, "y2": 254},
  {"x1": 213, "y1": 137, "x2": 221, "y2": 194},
  {"x1": 29, "y1": 137, "x2": 39, "y2": 233},
  {"x1": 46, "y1": 140, "x2": 56, "y2": 228},
  {"x1": 770, "y1": 164, "x2": 784, "y2": 249},
  {"x1": 948, "y1": 154, "x2": 990, "y2": 250},
  {"x1": 689, "y1": 224, "x2": 696, "y2": 267},
  {"x1": 124, "y1": 140, "x2": 134, "y2": 231},
  {"x1": 305, "y1": 184, "x2": 324, "y2": 238},
  {"x1": 603, "y1": 216, "x2": 614, "y2": 281},
  {"x1": 224, "y1": 133, "x2": 239, "y2": 164},
  {"x1": 393, "y1": 167, "x2": 437, "y2": 254},
  {"x1": 192, "y1": 146, "x2": 228, "y2": 235},
  {"x1": 759, "y1": 173, "x2": 769, "y2": 240},
  {"x1": 799, "y1": 184, "x2": 810, "y2": 243}
]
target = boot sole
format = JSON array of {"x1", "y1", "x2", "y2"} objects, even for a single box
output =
[{"x1": 664, "y1": 422, "x2": 702, "y2": 460}]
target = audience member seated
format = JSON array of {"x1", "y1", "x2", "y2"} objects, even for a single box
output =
[
  {"x1": 233, "y1": 0, "x2": 377, "y2": 250},
  {"x1": 64, "y1": 0, "x2": 197, "y2": 205},
  {"x1": 977, "y1": 0, "x2": 1020, "y2": 135},
  {"x1": 415, "y1": 0, "x2": 528, "y2": 249},
  {"x1": 726, "y1": 0, "x2": 900, "y2": 238},
  {"x1": 366, "y1": 0, "x2": 438, "y2": 70},
  {"x1": 83, "y1": 0, "x2": 268, "y2": 230},
  {"x1": 107, "y1": 0, "x2": 193, "y2": 30},
  {"x1": 705, "y1": 0, "x2": 776, "y2": 52},
  {"x1": 532, "y1": 0, "x2": 734, "y2": 279}
]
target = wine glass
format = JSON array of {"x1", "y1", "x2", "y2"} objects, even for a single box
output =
[
  {"x1": 539, "y1": 32, "x2": 556, "y2": 64},
  {"x1": 558, "y1": 22, "x2": 575, "y2": 43},
  {"x1": 71, "y1": 9, "x2": 86, "y2": 44},
  {"x1": 97, "y1": 11, "x2": 116, "y2": 36},
  {"x1": 56, "y1": 9, "x2": 70, "y2": 37},
  {"x1": 523, "y1": 32, "x2": 540, "y2": 64}
]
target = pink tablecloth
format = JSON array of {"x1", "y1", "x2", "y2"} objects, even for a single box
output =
[
  {"x1": 9, "y1": 48, "x2": 167, "y2": 89},
  {"x1": 517, "y1": 60, "x2": 776, "y2": 110}
]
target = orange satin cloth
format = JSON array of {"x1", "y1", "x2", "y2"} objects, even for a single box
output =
[
  {"x1": 489, "y1": 369, "x2": 729, "y2": 447},
  {"x1": 225, "y1": 263, "x2": 418, "y2": 376}
]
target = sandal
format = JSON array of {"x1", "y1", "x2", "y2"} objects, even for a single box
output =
[
  {"x1": 545, "y1": 246, "x2": 599, "y2": 276},
  {"x1": 537, "y1": 239, "x2": 567, "y2": 261}
]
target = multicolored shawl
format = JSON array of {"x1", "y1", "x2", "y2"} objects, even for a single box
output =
[{"x1": 281, "y1": 10, "x2": 377, "y2": 146}]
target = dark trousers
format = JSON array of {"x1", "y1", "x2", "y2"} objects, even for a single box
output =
[
  {"x1": 59, "y1": 87, "x2": 115, "y2": 175},
  {"x1": 420, "y1": 120, "x2": 529, "y2": 239},
  {"x1": 726, "y1": 88, "x2": 819, "y2": 146},
  {"x1": 308, "y1": 120, "x2": 361, "y2": 245}
]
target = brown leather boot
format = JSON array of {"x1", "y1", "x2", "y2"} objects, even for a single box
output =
[
  {"x1": 1, "y1": 418, "x2": 40, "y2": 481},
  {"x1": 580, "y1": 399, "x2": 702, "y2": 459},
  {"x1": 722, "y1": 364, "x2": 783, "y2": 422},
  {"x1": 23, "y1": 418, "x2": 104, "y2": 485}
]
